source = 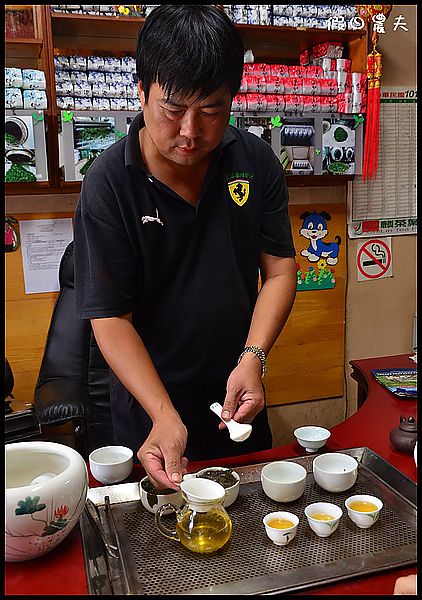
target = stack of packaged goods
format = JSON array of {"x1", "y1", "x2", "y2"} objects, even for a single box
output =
[
  {"x1": 49, "y1": 5, "x2": 159, "y2": 17},
  {"x1": 233, "y1": 42, "x2": 366, "y2": 115},
  {"x1": 54, "y1": 55, "x2": 141, "y2": 111},
  {"x1": 224, "y1": 5, "x2": 360, "y2": 30},
  {"x1": 5, "y1": 68, "x2": 48, "y2": 109},
  {"x1": 302, "y1": 42, "x2": 367, "y2": 113}
]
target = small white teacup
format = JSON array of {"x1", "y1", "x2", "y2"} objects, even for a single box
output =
[
  {"x1": 261, "y1": 461, "x2": 307, "y2": 502},
  {"x1": 89, "y1": 445, "x2": 133, "y2": 485},
  {"x1": 345, "y1": 494, "x2": 383, "y2": 529},
  {"x1": 304, "y1": 502, "x2": 343, "y2": 537},
  {"x1": 263, "y1": 511, "x2": 299, "y2": 546}
]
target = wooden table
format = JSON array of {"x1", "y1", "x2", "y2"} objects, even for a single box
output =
[{"x1": 5, "y1": 354, "x2": 417, "y2": 595}]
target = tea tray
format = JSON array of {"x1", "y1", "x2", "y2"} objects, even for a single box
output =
[{"x1": 79, "y1": 447, "x2": 416, "y2": 595}]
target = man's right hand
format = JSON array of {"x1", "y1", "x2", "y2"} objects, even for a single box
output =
[{"x1": 137, "y1": 412, "x2": 189, "y2": 490}]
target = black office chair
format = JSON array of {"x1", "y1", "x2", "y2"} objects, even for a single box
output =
[{"x1": 34, "y1": 241, "x2": 114, "y2": 458}]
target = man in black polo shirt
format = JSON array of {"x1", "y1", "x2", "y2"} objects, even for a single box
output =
[{"x1": 74, "y1": 5, "x2": 296, "y2": 490}]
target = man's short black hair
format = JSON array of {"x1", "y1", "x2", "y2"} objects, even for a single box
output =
[{"x1": 136, "y1": 4, "x2": 244, "y2": 102}]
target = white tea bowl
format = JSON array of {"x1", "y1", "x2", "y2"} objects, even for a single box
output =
[
  {"x1": 89, "y1": 445, "x2": 133, "y2": 485},
  {"x1": 305, "y1": 502, "x2": 343, "y2": 537},
  {"x1": 345, "y1": 494, "x2": 383, "y2": 529},
  {"x1": 294, "y1": 425, "x2": 331, "y2": 453},
  {"x1": 261, "y1": 461, "x2": 307, "y2": 502},
  {"x1": 140, "y1": 476, "x2": 183, "y2": 514},
  {"x1": 313, "y1": 452, "x2": 358, "y2": 493},
  {"x1": 185, "y1": 466, "x2": 240, "y2": 507},
  {"x1": 263, "y1": 511, "x2": 299, "y2": 546},
  {"x1": 5, "y1": 441, "x2": 88, "y2": 562}
]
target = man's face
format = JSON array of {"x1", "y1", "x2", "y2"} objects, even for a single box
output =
[{"x1": 138, "y1": 82, "x2": 232, "y2": 166}]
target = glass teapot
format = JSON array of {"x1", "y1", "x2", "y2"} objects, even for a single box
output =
[{"x1": 155, "y1": 477, "x2": 232, "y2": 553}]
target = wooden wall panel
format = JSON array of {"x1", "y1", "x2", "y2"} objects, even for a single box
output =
[
  {"x1": 5, "y1": 212, "x2": 73, "y2": 407},
  {"x1": 6, "y1": 204, "x2": 346, "y2": 409},
  {"x1": 265, "y1": 203, "x2": 346, "y2": 406}
]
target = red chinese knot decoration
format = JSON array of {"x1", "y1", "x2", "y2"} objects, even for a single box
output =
[{"x1": 355, "y1": 5, "x2": 393, "y2": 180}]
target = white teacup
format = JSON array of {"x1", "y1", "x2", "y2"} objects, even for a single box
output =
[
  {"x1": 89, "y1": 445, "x2": 133, "y2": 485},
  {"x1": 261, "y1": 461, "x2": 307, "y2": 502},
  {"x1": 305, "y1": 501, "x2": 343, "y2": 537},
  {"x1": 313, "y1": 452, "x2": 358, "y2": 493},
  {"x1": 345, "y1": 494, "x2": 383, "y2": 529},
  {"x1": 263, "y1": 511, "x2": 299, "y2": 546},
  {"x1": 140, "y1": 476, "x2": 183, "y2": 514}
]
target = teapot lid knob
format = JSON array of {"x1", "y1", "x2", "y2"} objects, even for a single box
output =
[{"x1": 399, "y1": 416, "x2": 417, "y2": 432}]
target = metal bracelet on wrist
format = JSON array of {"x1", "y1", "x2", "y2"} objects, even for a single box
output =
[{"x1": 237, "y1": 345, "x2": 267, "y2": 379}]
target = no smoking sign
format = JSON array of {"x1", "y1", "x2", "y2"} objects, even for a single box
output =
[{"x1": 357, "y1": 237, "x2": 393, "y2": 281}]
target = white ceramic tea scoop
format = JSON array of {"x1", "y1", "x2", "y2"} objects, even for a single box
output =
[{"x1": 210, "y1": 402, "x2": 252, "y2": 442}]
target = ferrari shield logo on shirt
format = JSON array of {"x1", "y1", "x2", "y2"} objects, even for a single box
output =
[{"x1": 228, "y1": 179, "x2": 249, "y2": 206}]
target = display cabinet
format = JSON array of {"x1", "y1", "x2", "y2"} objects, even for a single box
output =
[
  {"x1": 5, "y1": 109, "x2": 49, "y2": 182},
  {"x1": 58, "y1": 110, "x2": 135, "y2": 181},
  {"x1": 5, "y1": 5, "x2": 368, "y2": 194}
]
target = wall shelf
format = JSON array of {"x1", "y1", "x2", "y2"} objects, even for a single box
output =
[{"x1": 4, "y1": 5, "x2": 369, "y2": 195}]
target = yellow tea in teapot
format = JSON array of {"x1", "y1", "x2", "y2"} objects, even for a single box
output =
[
  {"x1": 311, "y1": 513, "x2": 335, "y2": 521},
  {"x1": 267, "y1": 518, "x2": 294, "y2": 529},
  {"x1": 177, "y1": 508, "x2": 232, "y2": 553},
  {"x1": 348, "y1": 500, "x2": 378, "y2": 512}
]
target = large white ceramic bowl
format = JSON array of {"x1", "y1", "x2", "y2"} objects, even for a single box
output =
[
  {"x1": 294, "y1": 426, "x2": 331, "y2": 453},
  {"x1": 5, "y1": 441, "x2": 88, "y2": 562},
  {"x1": 313, "y1": 452, "x2": 358, "y2": 493},
  {"x1": 261, "y1": 461, "x2": 307, "y2": 502}
]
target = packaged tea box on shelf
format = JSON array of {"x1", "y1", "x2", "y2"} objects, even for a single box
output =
[
  {"x1": 105, "y1": 72, "x2": 123, "y2": 84},
  {"x1": 110, "y1": 97, "x2": 128, "y2": 110},
  {"x1": 74, "y1": 97, "x2": 93, "y2": 110},
  {"x1": 70, "y1": 70, "x2": 88, "y2": 82},
  {"x1": 5, "y1": 67, "x2": 23, "y2": 88},
  {"x1": 127, "y1": 98, "x2": 142, "y2": 111},
  {"x1": 22, "y1": 69, "x2": 46, "y2": 90},
  {"x1": 55, "y1": 69, "x2": 71, "y2": 82},
  {"x1": 121, "y1": 72, "x2": 134, "y2": 86},
  {"x1": 54, "y1": 56, "x2": 70, "y2": 70},
  {"x1": 73, "y1": 81, "x2": 93, "y2": 97},
  {"x1": 92, "y1": 97, "x2": 111, "y2": 110},
  {"x1": 23, "y1": 89, "x2": 48, "y2": 109},
  {"x1": 56, "y1": 81, "x2": 73, "y2": 96},
  {"x1": 121, "y1": 56, "x2": 136, "y2": 72},
  {"x1": 57, "y1": 96, "x2": 75, "y2": 109},
  {"x1": 69, "y1": 55, "x2": 87, "y2": 70},
  {"x1": 87, "y1": 71, "x2": 105, "y2": 84},
  {"x1": 103, "y1": 57, "x2": 122, "y2": 72},
  {"x1": 5, "y1": 88, "x2": 23, "y2": 108},
  {"x1": 91, "y1": 81, "x2": 108, "y2": 98},
  {"x1": 87, "y1": 55, "x2": 105, "y2": 71}
]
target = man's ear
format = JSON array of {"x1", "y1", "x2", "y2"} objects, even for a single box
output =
[{"x1": 138, "y1": 81, "x2": 145, "y2": 108}]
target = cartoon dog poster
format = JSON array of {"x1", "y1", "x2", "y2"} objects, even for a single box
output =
[{"x1": 296, "y1": 210, "x2": 341, "y2": 291}]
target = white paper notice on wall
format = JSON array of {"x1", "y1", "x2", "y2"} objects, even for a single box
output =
[
  {"x1": 348, "y1": 87, "x2": 417, "y2": 239},
  {"x1": 19, "y1": 218, "x2": 74, "y2": 294},
  {"x1": 356, "y1": 237, "x2": 393, "y2": 282}
]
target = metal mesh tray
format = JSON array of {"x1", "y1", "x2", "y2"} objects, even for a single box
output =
[{"x1": 79, "y1": 447, "x2": 417, "y2": 595}]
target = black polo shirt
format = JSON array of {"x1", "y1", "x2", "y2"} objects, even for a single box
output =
[{"x1": 74, "y1": 112, "x2": 295, "y2": 455}]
